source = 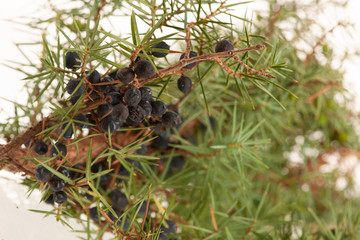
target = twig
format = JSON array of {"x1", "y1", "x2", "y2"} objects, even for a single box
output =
[{"x1": 304, "y1": 82, "x2": 340, "y2": 104}]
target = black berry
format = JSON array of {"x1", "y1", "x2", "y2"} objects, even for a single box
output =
[
  {"x1": 177, "y1": 76, "x2": 192, "y2": 94},
  {"x1": 179, "y1": 51, "x2": 198, "y2": 69},
  {"x1": 160, "y1": 220, "x2": 177, "y2": 234},
  {"x1": 116, "y1": 67, "x2": 135, "y2": 84},
  {"x1": 139, "y1": 101, "x2": 152, "y2": 117},
  {"x1": 35, "y1": 166, "x2": 52, "y2": 182},
  {"x1": 151, "y1": 101, "x2": 167, "y2": 118},
  {"x1": 97, "y1": 104, "x2": 112, "y2": 118},
  {"x1": 33, "y1": 140, "x2": 48, "y2": 155},
  {"x1": 96, "y1": 76, "x2": 114, "y2": 93},
  {"x1": 58, "y1": 166, "x2": 70, "y2": 178},
  {"x1": 100, "y1": 115, "x2": 118, "y2": 133},
  {"x1": 44, "y1": 193, "x2": 54, "y2": 205},
  {"x1": 66, "y1": 79, "x2": 85, "y2": 97},
  {"x1": 106, "y1": 92, "x2": 123, "y2": 106},
  {"x1": 134, "y1": 59, "x2": 155, "y2": 78},
  {"x1": 127, "y1": 105, "x2": 146, "y2": 124},
  {"x1": 49, "y1": 176, "x2": 66, "y2": 191},
  {"x1": 61, "y1": 121, "x2": 73, "y2": 139},
  {"x1": 170, "y1": 156, "x2": 185, "y2": 171},
  {"x1": 152, "y1": 131, "x2": 169, "y2": 150},
  {"x1": 215, "y1": 39, "x2": 234, "y2": 53},
  {"x1": 109, "y1": 190, "x2": 128, "y2": 211},
  {"x1": 65, "y1": 51, "x2": 81, "y2": 69},
  {"x1": 112, "y1": 104, "x2": 129, "y2": 123},
  {"x1": 124, "y1": 87, "x2": 141, "y2": 106},
  {"x1": 139, "y1": 87, "x2": 153, "y2": 101},
  {"x1": 50, "y1": 142, "x2": 67, "y2": 158},
  {"x1": 53, "y1": 191, "x2": 67, "y2": 204},
  {"x1": 74, "y1": 114, "x2": 90, "y2": 128},
  {"x1": 151, "y1": 41, "x2": 170, "y2": 58},
  {"x1": 85, "y1": 70, "x2": 101, "y2": 84},
  {"x1": 162, "y1": 111, "x2": 182, "y2": 128},
  {"x1": 90, "y1": 207, "x2": 99, "y2": 221}
]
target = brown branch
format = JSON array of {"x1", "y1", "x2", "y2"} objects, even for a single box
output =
[
  {"x1": 304, "y1": 82, "x2": 340, "y2": 104},
  {"x1": 304, "y1": 22, "x2": 343, "y2": 65},
  {"x1": 138, "y1": 44, "x2": 266, "y2": 85}
]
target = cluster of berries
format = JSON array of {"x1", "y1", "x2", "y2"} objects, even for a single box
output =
[{"x1": 31, "y1": 38, "x2": 233, "y2": 236}]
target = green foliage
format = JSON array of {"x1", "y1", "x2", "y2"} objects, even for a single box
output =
[{"x1": 1, "y1": 0, "x2": 359, "y2": 239}]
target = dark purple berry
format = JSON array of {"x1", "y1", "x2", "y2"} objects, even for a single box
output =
[
  {"x1": 151, "y1": 101, "x2": 167, "y2": 118},
  {"x1": 35, "y1": 166, "x2": 52, "y2": 182},
  {"x1": 100, "y1": 115, "x2": 118, "y2": 133},
  {"x1": 109, "y1": 190, "x2": 128, "y2": 211},
  {"x1": 106, "y1": 92, "x2": 123, "y2": 106},
  {"x1": 162, "y1": 111, "x2": 182, "y2": 128},
  {"x1": 215, "y1": 39, "x2": 234, "y2": 53},
  {"x1": 109, "y1": 69, "x2": 119, "y2": 80},
  {"x1": 96, "y1": 76, "x2": 114, "y2": 93},
  {"x1": 134, "y1": 59, "x2": 155, "y2": 78},
  {"x1": 139, "y1": 101, "x2": 152, "y2": 117},
  {"x1": 127, "y1": 105, "x2": 146, "y2": 124},
  {"x1": 66, "y1": 79, "x2": 85, "y2": 97},
  {"x1": 58, "y1": 166, "x2": 70, "y2": 178},
  {"x1": 90, "y1": 207, "x2": 99, "y2": 221},
  {"x1": 49, "y1": 176, "x2": 66, "y2": 191},
  {"x1": 124, "y1": 87, "x2": 141, "y2": 106},
  {"x1": 136, "y1": 144, "x2": 147, "y2": 155},
  {"x1": 53, "y1": 190, "x2": 67, "y2": 204},
  {"x1": 112, "y1": 104, "x2": 129, "y2": 123},
  {"x1": 151, "y1": 41, "x2": 170, "y2": 58},
  {"x1": 65, "y1": 51, "x2": 81, "y2": 69},
  {"x1": 74, "y1": 114, "x2": 90, "y2": 128},
  {"x1": 179, "y1": 51, "x2": 198, "y2": 69},
  {"x1": 170, "y1": 156, "x2": 185, "y2": 171},
  {"x1": 139, "y1": 87, "x2": 153, "y2": 101},
  {"x1": 70, "y1": 95, "x2": 81, "y2": 105},
  {"x1": 44, "y1": 193, "x2": 54, "y2": 205},
  {"x1": 61, "y1": 121, "x2": 73, "y2": 139},
  {"x1": 97, "y1": 104, "x2": 112, "y2": 118},
  {"x1": 152, "y1": 132, "x2": 169, "y2": 150},
  {"x1": 177, "y1": 76, "x2": 192, "y2": 94},
  {"x1": 50, "y1": 142, "x2": 67, "y2": 158},
  {"x1": 116, "y1": 67, "x2": 135, "y2": 84},
  {"x1": 85, "y1": 70, "x2": 101, "y2": 84},
  {"x1": 33, "y1": 140, "x2": 48, "y2": 155},
  {"x1": 160, "y1": 220, "x2": 176, "y2": 234}
]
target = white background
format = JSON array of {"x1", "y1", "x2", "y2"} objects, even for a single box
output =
[{"x1": 0, "y1": 0, "x2": 360, "y2": 239}]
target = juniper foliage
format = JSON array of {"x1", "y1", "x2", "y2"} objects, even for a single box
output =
[{"x1": 0, "y1": 0, "x2": 359, "y2": 239}]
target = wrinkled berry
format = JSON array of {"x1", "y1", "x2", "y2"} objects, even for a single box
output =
[
  {"x1": 106, "y1": 92, "x2": 123, "y2": 106},
  {"x1": 162, "y1": 111, "x2": 182, "y2": 128},
  {"x1": 33, "y1": 140, "x2": 48, "y2": 155},
  {"x1": 85, "y1": 70, "x2": 101, "y2": 84},
  {"x1": 35, "y1": 166, "x2": 52, "y2": 182},
  {"x1": 50, "y1": 142, "x2": 67, "y2": 158},
  {"x1": 179, "y1": 51, "x2": 198, "y2": 69},
  {"x1": 112, "y1": 103, "x2": 129, "y2": 123},
  {"x1": 109, "y1": 68, "x2": 119, "y2": 80},
  {"x1": 134, "y1": 59, "x2": 155, "y2": 78},
  {"x1": 151, "y1": 41, "x2": 170, "y2": 58},
  {"x1": 127, "y1": 105, "x2": 146, "y2": 124},
  {"x1": 49, "y1": 176, "x2": 66, "y2": 191},
  {"x1": 139, "y1": 101, "x2": 152, "y2": 117},
  {"x1": 53, "y1": 191, "x2": 67, "y2": 204},
  {"x1": 139, "y1": 87, "x2": 153, "y2": 101},
  {"x1": 65, "y1": 51, "x2": 81, "y2": 69},
  {"x1": 177, "y1": 76, "x2": 192, "y2": 94},
  {"x1": 151, "y1": 101, "x2": 167, "y2": 118},
  {"x1": 124, "y1": 87, "x2": 141, "y2": 106},
  {"x1": 96, "y1": 76, "x2": 114, "y2": 93},
  {"x1": 215, "y1": 39, "x2": 234, "y2": 53},
  {"x1": 116, "y1": 67, "x2": 135, "y2": 84},
  {"x1": 66, "y1": 79, "x2": 85, "y2": 97}
]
